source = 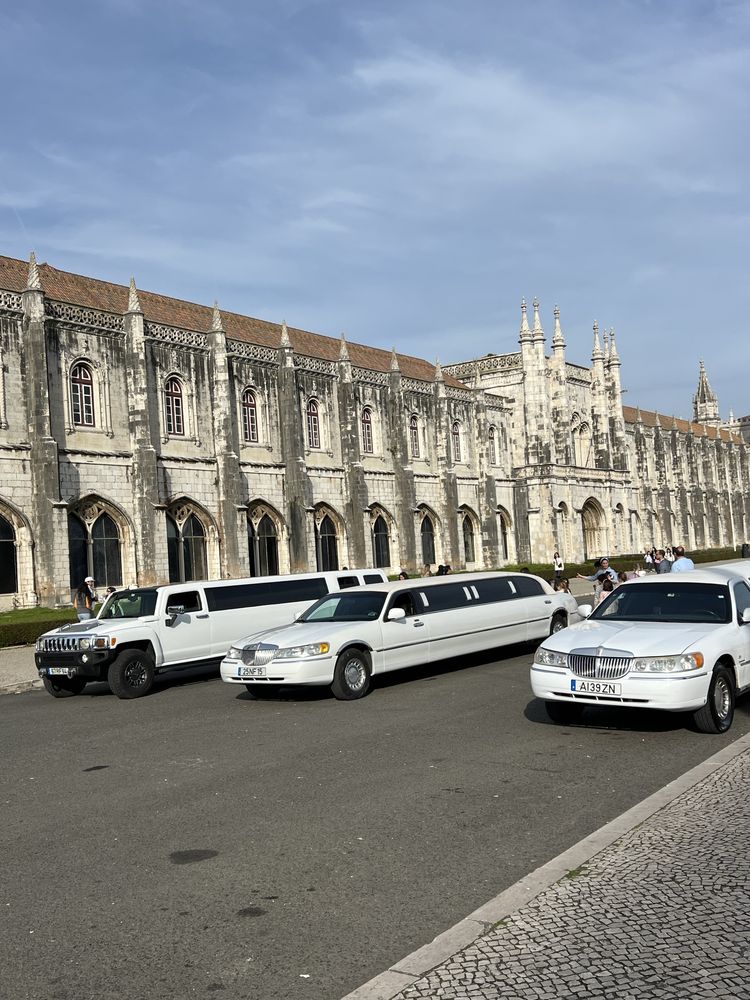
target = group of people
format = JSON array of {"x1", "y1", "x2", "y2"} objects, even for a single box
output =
[
  {"x1": 73, "y1": 578, "x2": 117, "y2": 621},
  {"x1": 642, "y1": 546, "x2": 696, "y2": 574}
]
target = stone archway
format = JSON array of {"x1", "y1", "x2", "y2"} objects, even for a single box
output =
[{"x1": 581, "y1": 498, "x2": 606, "y2": 561}]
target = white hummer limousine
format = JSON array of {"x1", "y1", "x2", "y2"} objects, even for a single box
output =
[
  {"x1": 35, "y1": 569, "x2": 387, "y2": 699},
  {"x1": 220, "y1": 571, "x2": 582, "y2": 699}
]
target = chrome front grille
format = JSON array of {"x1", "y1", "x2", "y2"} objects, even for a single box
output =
[
  {"x1": 241, "y1": 644, "x2": 278, "y2": 666},
  {"x1": 568, "y1": 653, "x2": 632, "y2": 680},
  {"x1": 42, "y1": 636, "x2": 80, "y2": 652}
]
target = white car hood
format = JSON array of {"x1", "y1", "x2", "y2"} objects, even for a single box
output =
[
  {"x1": 545, "y1": 618, "x2": 717, "y2": 656},
  {"x1": 234, "y1": 620, "x2": 364, "y2": 648}
]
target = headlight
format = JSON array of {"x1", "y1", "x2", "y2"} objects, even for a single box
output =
[
  {"x1": 534, "y1": 647, "x2": 568, "y2": 667},
  {"x1": 80, "y1": 638, "x2": 91, "y2": 650},
  {"x1": 630, "y1": 652, "x2": 704, "y2": 673},
  {"x1": 225, "y1": 646, "x2": 245, "y2": 661},
  {"x1": 275, "y1": 642, "x2": 331, "y2": 660}
]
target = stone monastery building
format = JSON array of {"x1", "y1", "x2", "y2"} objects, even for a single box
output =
[{"x1": 0, "y1": 252, "x2": 747, "y2": 609}]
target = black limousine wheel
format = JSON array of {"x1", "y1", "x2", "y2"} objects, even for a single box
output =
[
  {"x1": 331, "y1": 649, "x2": 371, "y2": 700},
  {"x1": 108, "y1": 650, "x2": 155, "y2": 699}
]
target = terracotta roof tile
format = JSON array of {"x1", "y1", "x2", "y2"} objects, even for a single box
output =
[
  {"x1": 622, "y1": 404, "x2": 741, "y2": 444},
  {"x1": 0, "y1": 254, "x2": 465, "y2": 388}
]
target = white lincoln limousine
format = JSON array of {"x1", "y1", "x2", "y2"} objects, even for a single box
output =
[
  {"x1": 220, "y1": 571, "x2": 582, "y2": 699},
  {"x1": 531, "y1": 567, "x2": 750, "y2": 733}
]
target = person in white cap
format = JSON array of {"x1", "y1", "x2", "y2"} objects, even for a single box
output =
[{"x1": 74, "y1": 576, "x2": 97, "y2": 621}]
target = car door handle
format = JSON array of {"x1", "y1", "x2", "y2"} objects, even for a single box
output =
[
  {"x1": 544, "y1": 599, "x2": 552, "y2": 604},
  {"x1": 413, "y1": 621, "x2": 426, "y2": 628},
  {"x1": 195, "y1": 613, "x2": 209, "y2": 619}
]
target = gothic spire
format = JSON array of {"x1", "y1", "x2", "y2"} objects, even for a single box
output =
[
  {"x1": 609, "y1": 327, "x2": 620, "y2": 364},
  {"x1": 551, "y1": 304, "x2": 565, "y2": 351},
  {"x1": 519, "y1": 299, "x2": 532, "y2": 341},
  {"x1": 532, "y1": 298, "x2": 544, "y2": 342},
  {"x1": 26, "y1": 251, "x2": 42, "y2": 291},
  {"x1": 127, "y1": 277, "x2": 142, "y2": 314},
  {"x1": 592, "y1": 320, "x2": 603, "y2": 361},
  {"x1": 338, "y1": 333, "x2": 350, "y2": 361},
  {"x1": 434, "y1": 358, "x2": 444, "y2": 382},
  {"x1": 211, "y1": 300, "x2": 223, "y2": 332},
  {"x1": 390, "y1": 347, "x2": 400, "y2": 371},
  {"x1": 280, "y1": 320, "x2": 291, "y2": 348},
  {"x1": 693, "y1": 360, "x2": 720, "y2": 424}
]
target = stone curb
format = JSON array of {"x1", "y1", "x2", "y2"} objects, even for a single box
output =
[{"x1": 341, "y1": 730, "x2": 750, "y2": 1000}]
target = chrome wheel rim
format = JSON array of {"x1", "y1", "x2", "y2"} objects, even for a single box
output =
[
  {"x1": 551, "y1": 618, "x2": 565, "y2": 634},
  {"x1": 343, "y1": 658, "x2": 366, "y2": 691},
  {"x1": 713, "y1": 676, "x2": 731, "y2": 720}
]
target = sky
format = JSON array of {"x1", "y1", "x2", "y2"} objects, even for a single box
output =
[{"x1": 1, "y1": 0, "x2": 749, "y2": 419}]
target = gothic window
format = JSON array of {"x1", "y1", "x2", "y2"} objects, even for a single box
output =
[
  {"x1": 68, "y1": 511, "x2": 122, "y2": 588},
  {"x1": 167, "y1": 512, "x2": 206, "y2": 582},
  {"x1": 315, "y1": 514, "x2": 338, "y2": 571},
  {"x1": 0, "y1": 514, "x2": 17, "y2": 594},
  {"x1": 420, "y1": 515, "x2": 436, "y2": 566},
  {"x1": 242, "y1": 389, "x2": 259, "y2": 443},
  {"x1": 488, "y1": 426, "x2": 497, "y2": 465},
  {"x1": 409, "y1": 414, "x2": 420, "y2": 458},
  {"x1": 249, "y1": 513, "x2": 279, "y2": 577},
  {"x1": 307, "y1": 399, "x2": 321, "y2": 449},
  {"x1": 452, "y1": 421, "x2": 462, "y2": 463},
  {"x1": 372, "y1": 515, "x2": 390, "y2": 568},
  {"x1": 165, "y1": 377, "x2": 185, "y2": 436},
  {"x1": 361, "y1": 408, "x2": 374, "y2": 454},
  {"x1": 463, "y1": 516, "x2": 476, "y2": 563},
  {"x1": 71, "y1": 362, "x2": 95, "y2": 427}
]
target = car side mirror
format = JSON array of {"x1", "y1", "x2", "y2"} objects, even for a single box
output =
[
  {"x1": 166, "y1": 604, "x2": 185, "y2": 626},
  {"x1": 741, "y1": 608, "x2": 750, "y2": 625},
  {"x1": 387, "y1": 607, "x2": 406, "y2": 621},
  {"x1": 578, "y1": 604, "x2": 593, "y2": 618}
]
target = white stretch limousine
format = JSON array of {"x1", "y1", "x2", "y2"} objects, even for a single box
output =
[
  {"x1": 220, "y1": 571, "x2": 582, "y2": 699},
  {"x1": 35, "y1": 568, "x2": 387, "y2": 699}
]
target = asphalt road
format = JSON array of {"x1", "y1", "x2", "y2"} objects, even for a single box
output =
[{"x1": 3, "y1": 647, "x2": 750, "y2": 1000}]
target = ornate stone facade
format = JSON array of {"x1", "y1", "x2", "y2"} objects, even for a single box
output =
[{"x1": 0, "y1": 253, "x2": 747, "y2": 609}]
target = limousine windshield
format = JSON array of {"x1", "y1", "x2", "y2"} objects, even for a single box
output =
[
  {"x1": 301, "y1": 591, "x2": 387, "y2": 622},
  {"x1": 593, "y1": 582, "x2": 731, "y2": 624},
  {"x1": 99, "y1": 589, "x2": 158, "y2": 619}
]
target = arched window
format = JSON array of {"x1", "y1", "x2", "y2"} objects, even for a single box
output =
[
  {"x1": 372, "y1": 515, "x2": 390, "y2": 568},
  {"x1": 242, "y1": 389, "x2": 259, "y2": 443},
  {"x1": 0, "y1": 514, "x2": 17, "y2": 594},
  {"x1": 361, "y1": 408, "x2": 374, "y2": 454},
  {"x1": 420, "y1": 516, "x2": 435, "y2": 566},
  {"x1": 71, "y1": 362, "x2": 95, "y2": 427},
  {"x1": 452, "y1": 421, "x2": 462, "y2": 462},
  {"x1": 306, "y1": 399, "x2": 320, "y2": 449},
  {"x1": 463, "y1": 516, "x2": 476, "y2": 563},
  {"x1": 249, "y1": 513, "x2": 279, "y2": 577},
  {"x1": 164, "y1": 377, "x2": 185, "y2": 436},
  {"x1": 409, "y1": 414, "x2": 420, "y2": 458},
  {"x1": 166, "y1": 512, "x2": 206, "y2": 582},
  {"x1": 315, "y1": 514, "x2": 338, "y2": 571},
  {"x1": 488, "y1": 427, "x2": 497, "y2": 465},
  {"x1": 68, "y1": 511, "x2": 122, "y2": 588}
]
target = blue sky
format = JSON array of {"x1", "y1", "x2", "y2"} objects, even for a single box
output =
[{"x1": 1, "y1": 0, "x2": 749, "y2": 418}]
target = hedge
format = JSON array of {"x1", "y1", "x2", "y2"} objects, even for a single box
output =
[{"x1": 0, "y1": 615, "x2": 78, "y2": 650}]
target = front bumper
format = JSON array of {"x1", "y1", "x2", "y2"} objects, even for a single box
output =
[
  {"x1": 35, "y1": 649, "x2": 115, "y2": 680},
  {"x1": 219, "y1": 655, "x2": 335, "y2": 687},
  {"x1": 530, "y1": 665, "x2": 710, "y2": 712}
]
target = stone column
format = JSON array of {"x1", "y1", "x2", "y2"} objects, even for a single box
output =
[
  {"x1": 336, "y1": 336, "x2": 368, "y2": 566},
  {"x1": 386, "y1": 350, "x2": 418, "y2": 571},
  {"x1": 276, "y1": 324, "x2": 312, "y2": 571}
]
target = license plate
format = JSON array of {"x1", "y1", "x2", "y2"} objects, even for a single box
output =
[
  {"x1": 47, "y1": 667, "x2": 69, "y2": 676},
  {"x1": 571, "y1": 680, "x2": 621, "y2": 695},
  {"x1": 239, "y1": 665, "x2": 266, "y2": 678}
]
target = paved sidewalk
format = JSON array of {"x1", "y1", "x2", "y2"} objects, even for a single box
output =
[
  {"x1": 0, "y1": 644, "x2": 41, "y2": 694},
  {"x1": 344, "y1": 734, "x2": 750, "y2": 999}
]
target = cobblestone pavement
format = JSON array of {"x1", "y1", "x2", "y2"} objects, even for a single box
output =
[{"x1": 387, "y1": 749, "x2": 750, "y2": 1000}]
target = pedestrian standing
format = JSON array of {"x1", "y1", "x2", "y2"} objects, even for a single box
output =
[
  {"x1": 670, "y1": 546, "x2": 695, "y2": 572},
  {"x1": 552, "y1": 551, "x2": 564, "y2": 582},
  {"x1": 74, "y1": 576, "x2": 97, "y2": 621}
]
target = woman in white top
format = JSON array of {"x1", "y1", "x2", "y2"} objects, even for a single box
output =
[{"x1": 553, "y1": 552, "x2": 564, "y2": 581}]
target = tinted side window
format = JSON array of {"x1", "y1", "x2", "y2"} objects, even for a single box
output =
[
  {"x1": 734, "y1": 581, "x2": 750, "y2": 620},
  {"x1": 510, "y1": 576, "x2": 545, "y2": 598},
  {"x1": 364, "y1": 573, "x2": 385, "y2": 585},
  {"x1": 420, "y1": 582, "x2": 472, "y2": 612},
  {"x1": 205, "y1": 578, "x2": 328, "y2": 612},
  {"x1": 168, "y1": 590, "x2": 203, "y2": 613},
  {"x1": 337, "y1": 576, "x2": 359, "y2": 589},
  {"x1": 474, "y1": 577, "x2": 515, "y2": 603},
  {"x1": 387, "y1": 590, "x2": 421, "y2": 617}
]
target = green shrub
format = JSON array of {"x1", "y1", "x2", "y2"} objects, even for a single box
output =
[{"x1": 0, "y1": 616, "x2": 77, "y2": 649}]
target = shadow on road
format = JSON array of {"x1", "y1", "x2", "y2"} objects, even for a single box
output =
[{"x1": 524, "y1": 696, "x2": 699, "y2": 734}]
